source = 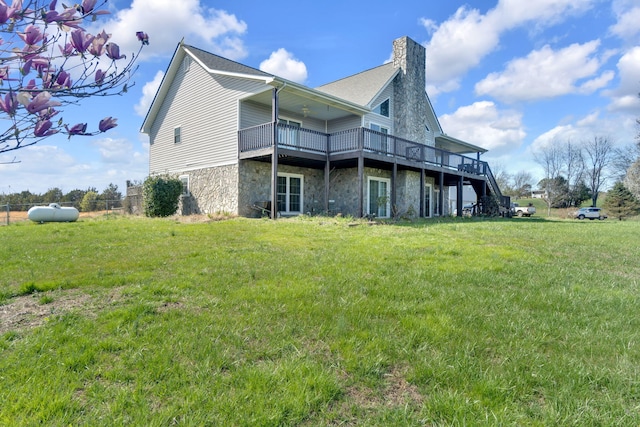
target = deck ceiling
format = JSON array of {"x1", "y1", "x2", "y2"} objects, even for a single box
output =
[{"x1": 245, "y1": 88, "x2": 364, "y2": 122}]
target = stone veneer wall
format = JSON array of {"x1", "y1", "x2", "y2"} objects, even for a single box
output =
[
  {"x1": 328, "y1": 167, "x2": 434, "y2": 218},
  {"x1": 392, "y1": 36, "x2": 430, "y2": 147},
  {"x1": 238, "y1": 160, "x2": 325, "y2": 218},
  {"x1": 178, "y1": 160, "x2": 438, "y2": 218},
  {"x1": 178, "y1": 163, "x2": 239, "y2": 215}
]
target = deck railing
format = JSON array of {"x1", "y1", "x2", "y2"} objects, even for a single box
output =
[{"x1": 239, "y1": 123, "x2": 490, "y2": 179}]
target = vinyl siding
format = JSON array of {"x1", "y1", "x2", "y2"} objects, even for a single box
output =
[
  {"x1": 149, "y1": 61, "x2": 269, "y2": 174},
  {"x1": 364, "y1": 84, "x2": 393, "y2": 133},
  {"x1": 327, "y1": 115, "x2": 362, "y2": 133}
]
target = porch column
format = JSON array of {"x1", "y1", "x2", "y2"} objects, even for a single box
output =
[
  {"x1": 324, "y1": 139, "x2": 330, "y2": 214},
  {"x1": 438, "y1": 172, "x2": 444, "y2": 216},
  {"x1": 357, "y1": 155, "x2": 364, "y2": 218},
  {"x1": 456, "y1": 175, "x2": 463, "y2": 217},
  {"x1": 271, "y1": 88, "x2": 278, "y2": 220},
  {"x1": 419, "y1": 169, "x2": 425, "y2": 217}
]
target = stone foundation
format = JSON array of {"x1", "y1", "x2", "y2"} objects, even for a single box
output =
[{"x1": 178, "y1": 164, "x2": 239, "y2": 215}]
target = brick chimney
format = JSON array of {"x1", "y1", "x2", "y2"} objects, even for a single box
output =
[{"x1": 392, "y1": 36, "x2": 429, "y2": 145}]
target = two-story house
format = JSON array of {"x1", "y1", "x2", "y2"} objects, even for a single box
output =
[{"x1": 141, "y1": 36, "x2": 506, "y2": 219}]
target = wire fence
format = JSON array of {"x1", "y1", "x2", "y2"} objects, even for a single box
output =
[{"x1": 0, "y1": 200, "x2": 125, "y2": 225}]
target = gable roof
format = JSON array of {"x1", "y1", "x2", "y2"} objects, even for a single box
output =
[
  {"x1": 316, "y1": 63, "x2": 398, "y2": 107},
  {"x1": 184, "y1": 45, "x2": 274, "y2": 80}
]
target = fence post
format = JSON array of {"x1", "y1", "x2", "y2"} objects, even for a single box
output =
[{"x1": 5, "y1": 203, "x2": 9, "y2": 225}]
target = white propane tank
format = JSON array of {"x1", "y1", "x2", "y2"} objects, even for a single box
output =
[{"x1": 28, "y1": 203, "x2": 80, "y2": 222}]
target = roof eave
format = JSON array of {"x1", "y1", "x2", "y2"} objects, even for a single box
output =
[
  {"x1": 365, "y1": 68, "x2": 400, "y2": 108},
  {"x1": 140, "y1": 43, "x2": 184, "y2": 134},
  {"x1": 269, "y1": 77, "x2": 370, "y2": 116},
  {"x1": 435, "y1": 133, "x2": 488, "y2": 154}
]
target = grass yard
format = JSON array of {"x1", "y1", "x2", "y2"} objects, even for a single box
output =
[{"x1": 1, "y1": 215, "x2": 639, "y2": 426}]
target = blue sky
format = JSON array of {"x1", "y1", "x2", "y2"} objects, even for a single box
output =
[{"x1": 1, "y1": 0, "x2": 639, "y2": 195}]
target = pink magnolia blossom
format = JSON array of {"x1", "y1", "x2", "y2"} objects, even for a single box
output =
[
  {"x1": 44, "y1": 2, "x2": 82, "y2": 28},
  {"x1": 0, "y1": 92, "x2": 17, "y2": 115},
  {"x1": 34, "y1": 119, "x2": 57, "y2": 137},
  {"x1": 0, "y1": 0, "x2": 22, "y2": 24},
  {"x1": 24, "y1": 91, "x2": 61, "y2": 114},
  {"x1": 19, "y1": 24, "x2": 45, "y2": 47},
  {"x1": 54, "y1": 70, "x2": 71, "y2": 88},
  {"x1": 78, "y1": 0, "x2": 108, "y2": 16},
  {"x1": 105, "y1": 42, "x2": 125, "y2": 60},
  {"x1": 88, "y1": 30, "x2": 109, "y2": 56},
  {"x1": 70, "y1": 29, "x2": 94, "y2": 54},
  {"x1": 65, "y1": 122, "x2": 87, "y2": 136},
  {"x1": 21, "y1": 55, "x2": 50, "y2": 75},
  {"x1": 95, "y1": 68, "x2": 105, "y2": 84},
  {"x1": 99, "y1": 116, "x2": 117, "y2": 132},
  {"x1": 0, "y1": 65, "x2": 10, "y2": 82},
  {"x1": 136, "y1": 31, "x2": 149, "y2": 45},
  {"x1": 59, "y1": 42, "x2": 74, "y2": 57}
]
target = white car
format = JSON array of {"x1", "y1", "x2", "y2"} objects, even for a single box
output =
[{"x1": 574, "y1": 207, "x2": 607, "y2": 220}]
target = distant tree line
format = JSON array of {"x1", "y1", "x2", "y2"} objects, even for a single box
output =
[{"x1": 1, "y1": 184, "x2": 123, "y2": 212}]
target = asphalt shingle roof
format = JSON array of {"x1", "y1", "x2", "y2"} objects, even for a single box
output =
[
  {"x1": 315, "y1": 63, "x2": 398, "y2": 107},
  {"x1": 184, "y1": 44, "x2": 273, "y2": 78}
]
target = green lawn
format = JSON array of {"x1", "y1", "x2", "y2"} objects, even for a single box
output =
[{"x1": 1, "y1": 215, "x2": 639, "y2": 426}]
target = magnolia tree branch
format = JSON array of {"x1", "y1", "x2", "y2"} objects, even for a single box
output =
[{"x1": 0, "y1": 0, "x2": 149, "y2": 153}]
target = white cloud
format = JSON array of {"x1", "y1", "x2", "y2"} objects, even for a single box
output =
[
  {"x1": 610, "y1": 2, "x2": 640, "y2": 41},
  {"x1": 475, "y1": 41, "x2": 612, "y2": 102},
  {"x1": 604, "y1": 47, "x2": 640, "y2": 113},
  {"x1": 0, "y1": 138, "x2": 148, "y2": 194},
  {"x1": 439, "y1": 101, "x2": 526, "y2": 153},
  {"x1": 259, "y1": 48, "x2": 308, "y2": 84},
  {"x1": 135, "y1": 70, "x2": 165, "y2": 117},
  {"x1": 529, "y1": 110, "x2": 635, "y2": 156},
  {"x1": 422, "y1": 0, "x2": 596, "y2": 93},
  {"x1": 94, "y1": 0, "x2": 248, "y2": 61}
]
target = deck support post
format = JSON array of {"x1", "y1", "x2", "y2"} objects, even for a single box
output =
[
  {"x1": 324, "y1": 135, "x2": 330, "y2": 214},
  {"x1": 270, "y1": 88, "x2": 279, "y2": 220},
  {"x1": 357, "y1": 155, "x2": 364, "y2": 218},
  {"x1": 438, "y1": 172, "x2": 444, "y2": 216},
  {"x1": 456, "y1": 175, "x2": 463, "y2": 217}
]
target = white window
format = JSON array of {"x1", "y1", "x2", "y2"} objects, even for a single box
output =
[
  {"x1": 277, "y1": 173, "x2": 303, "y2": 214},
  {"x1": 278, "y1": 118, "x2": 301, "y2": 147},
  {"x1": 434, "y1": 188, "x2": 440, "y2": 216},
  {"x1": 367, "y1": 177, "x2": 390, "y2": 218},
  {"x1": 373, "y1": 99, "x2": 389, "y2": 117},
  {"x1": 369, "y1": 123, "x2": 390, "y2": 154},
  {"x1": 179, "y1": 175, "x2": 189, "y2": 196},
  {"x1": 425, "y1": 184, "x2": 432, "y2": 218},
  {"x1": 174, "y1": 126, "x2": 181, "y2": 144}
]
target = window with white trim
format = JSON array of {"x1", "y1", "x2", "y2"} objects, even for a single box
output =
[
  {"x1": 174, "y1": 126, "x2": 181, "y2": 144},
  {"x1": 425, "y1": 184, "x2": 432, "y2": 217},
  {"x1": 367, "y1": 177, "x2": 390, "y2": 218},
  {"x1": 277, "y1": 173, "x2": 303, "y2": 214},
  {"x1": 278, "y1": 118, "x2": 302, "y2": 147},
  {"x1": 179, "y1": 175, "x2": 189, "y2": 196},
  {"x1": 369, "y1": 122, "x2": 390, "y2": 153},
  {"x1": 373, "y1": 99, "x2": 389, "y2": 117}
]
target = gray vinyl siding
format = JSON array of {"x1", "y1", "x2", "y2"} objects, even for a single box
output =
[
  {"x1": 327, "y1": 115, "x2": 362, "y2": 133},
  {"x1": 364, "y1": 84, "x2": 393, "y2": 133},
  {"x1": 240, "y1": 101, "x2": 271, "y2": 129},
  {"x1": 239, "y1": 100, "x2": 328, "y2": 133},
  {"x1": 149, "y1": 62, "x2": 269, "y2": 174}
]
